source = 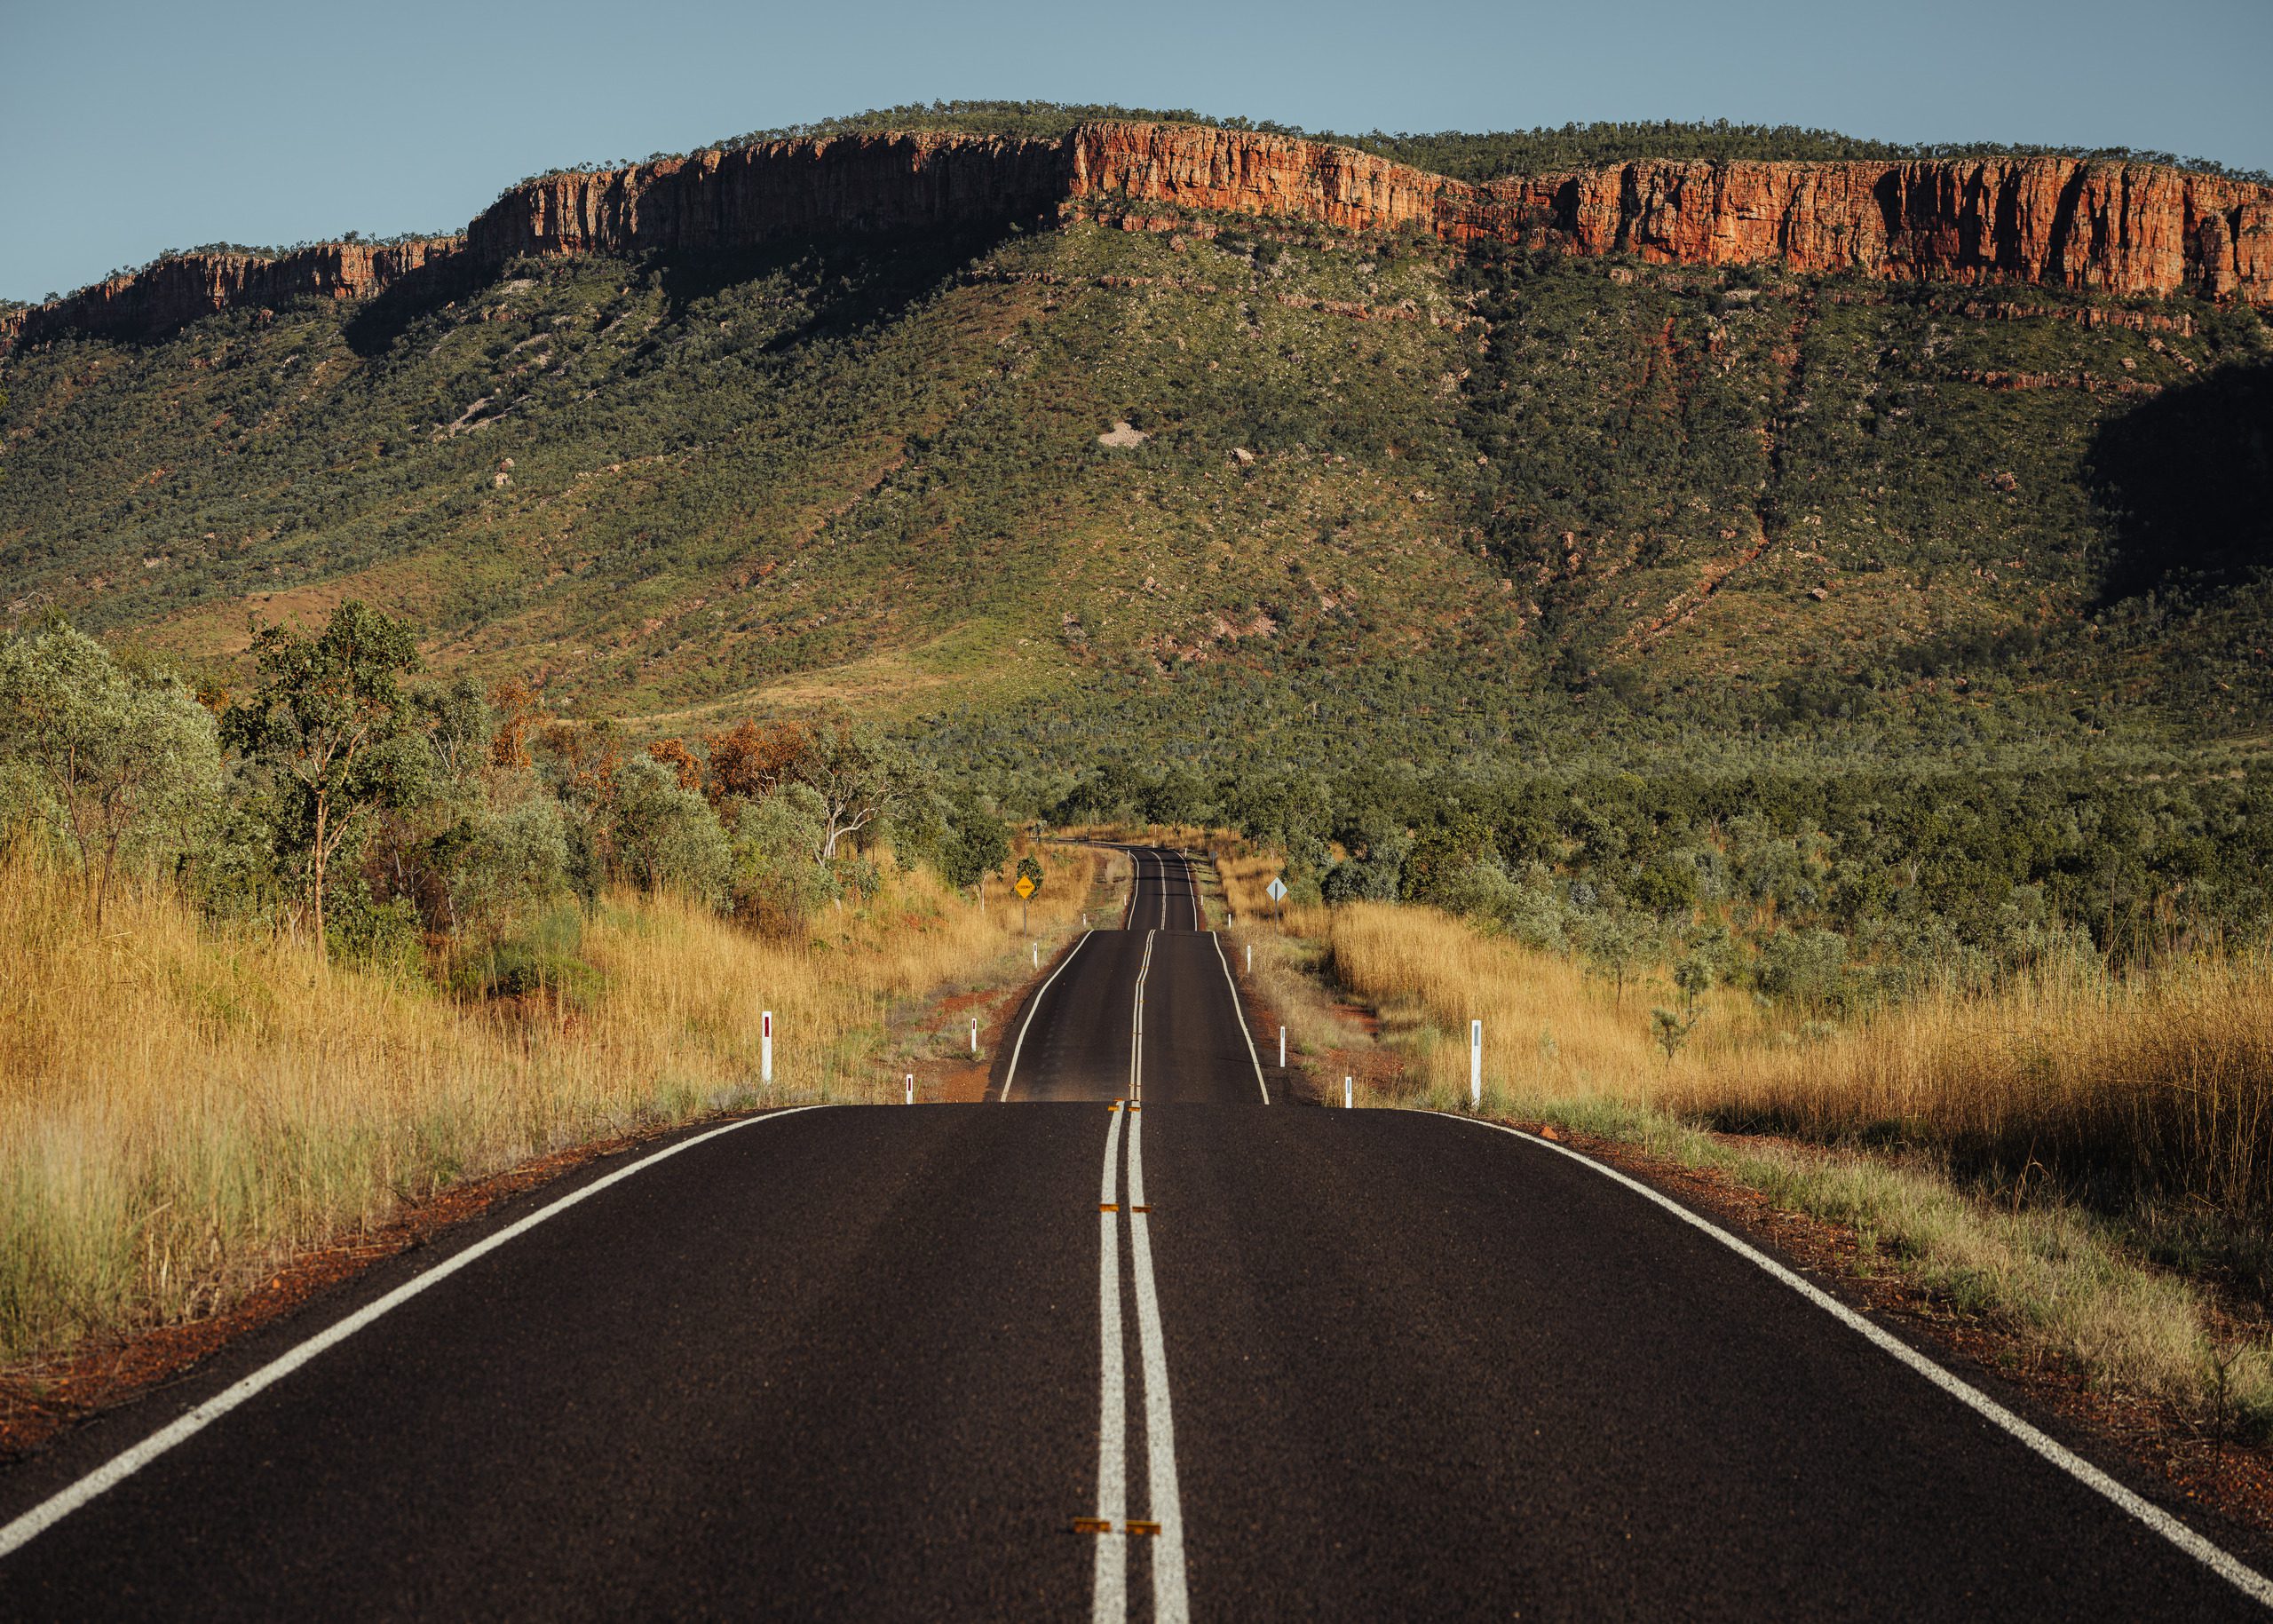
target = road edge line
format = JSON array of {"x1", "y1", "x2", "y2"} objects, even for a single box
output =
[
  {"x1": 999, "y1": 930, "x2": 1096, "y2": 1102},
  {"x1": 1208, "y1": 930, "x2": 1271, "y2": 1105},
  {"x1": 0, "y1": 1105, "x2": 828, "y2": 1563},
  {"x1": 1441, "y1": 1113, "x2": 2273, "y2": 1610}
]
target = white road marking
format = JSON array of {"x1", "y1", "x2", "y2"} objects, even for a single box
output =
[
  {"x1": 0, "y1": 1105, "x2": 828, "y2": 1563},
  {"x1": 998, "y1": 930, "x2": 1096, "y2": 1101},
  {"x1": 1447, "y1": 1114, "x2": 2273, "y2": 1611},
  {"x1": 1121, "y1": 847, "x2": 1144, "y2": 931},
  {"x1": 1092, "y1": 1103, "x2": 1129, "y2": 1623},
  {"x1": 1126, "y1": 1104, "x2": 1192, "y2": 1621},
  {"x1": 1208, "y1": 931, "x2": 1271, "y2": 1104},
  {"x1": 1128, "y1": 930, "x2": 1157, "y2": 1102}
]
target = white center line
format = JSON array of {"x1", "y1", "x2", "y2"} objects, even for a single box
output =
[
  {"x1": 1126, "y1": 1104, "x2": 1192, "y2": 1622},
  {"x1": 1128, "y1": 930, "x2": 1157, "y2": 1102},
  {"x1": 1091, "y1": 1104, "x2": 1129, "y2": 1624}
]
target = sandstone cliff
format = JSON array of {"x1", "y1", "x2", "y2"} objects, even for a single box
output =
[
  {"x1": 2, "y1": 238, "x2": 459, "y2": 351},
  {"x1": 7, "y1": 122, "x2": 2267, "y2": 352}
]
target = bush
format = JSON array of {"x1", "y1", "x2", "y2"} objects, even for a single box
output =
[
  {"x1": 729, "y1": 784, "x2": 837, "y2": 933},
  {"x1": 611, "y1": 755, "x2": 730, "y2": 902}
]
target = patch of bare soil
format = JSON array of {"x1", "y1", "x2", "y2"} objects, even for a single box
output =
[{"x1": 1544, "y1": 1121, "x2": 2273, "y2": 1552}]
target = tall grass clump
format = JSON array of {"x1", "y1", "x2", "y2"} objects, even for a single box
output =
[
  {"x1": 1237, "y1": 890, "x2": 2273, "y2": 1433},
  {"x1": 0, "y1": 845, "x2": 1095, "y2": 1365}
]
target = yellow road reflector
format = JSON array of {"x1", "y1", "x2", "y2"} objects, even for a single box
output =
[
  {"x1": 1132, "y1": 1205, "x2": 1152, "y2": 1214},
  {"x1": 1099, "y1": 1202, "x2": 1119, "y2": 1212},
  {"x1": 1127, "y1": 1520, "x2": 1161, "y2": 1537},
  {"x1": 1073, "y1": 1517, "x2": 1113, "y2": 1535}
]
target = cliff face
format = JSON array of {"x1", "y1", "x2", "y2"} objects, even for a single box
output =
[
  {"x1": 465, "y1": 130, "x2": 1070, "y2": 261},
  {"x1": 8, "y1": 123, "x2": 2268, "y2": 353},
  {"x1": 1069, "y1": 123, "x2": 2271, "y2": 305},
  {"x1": 1458, "y1": 155, "x2": 2272, "y2": 302},
  {"x1": 2, "y1": 238, "x2": 458, "y2": 351}
]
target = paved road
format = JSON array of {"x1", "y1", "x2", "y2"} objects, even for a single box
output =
[
  {"x1": 3, "y1": 845, "x2": 2268, "y2": 1618},
  {"x1": 1000, "y1": 848, "x2": 1271, "y2": 1105}
]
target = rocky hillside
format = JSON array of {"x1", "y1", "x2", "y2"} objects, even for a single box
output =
[
  {"x1": 3, "y1": 115, "x2": 2269, "y2": 770},
  {"x1": 8, "y1": 121, "x2": 2269, "y2": 353}
]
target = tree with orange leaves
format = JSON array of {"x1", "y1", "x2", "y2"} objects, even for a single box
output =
[
  {"x1": 489, "y1": 678, "x2": 536, "y2": 771},
  {"x1": 647, "y1": 737, "x2": 703, "y2": 793},
  {"x1": 703, "y1": 719, "x2": 808, "y2": 805}
]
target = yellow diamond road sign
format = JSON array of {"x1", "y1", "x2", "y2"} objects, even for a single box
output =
[{"x1": 1015, "y1": 875, "x2": 1036, "y2": 899}]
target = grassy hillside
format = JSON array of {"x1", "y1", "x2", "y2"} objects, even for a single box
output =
[{"x1": 3, "y1": 169, "x2": 2269, "y2": 772}]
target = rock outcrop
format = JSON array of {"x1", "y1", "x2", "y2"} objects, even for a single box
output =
[
  {"x1": 465, "y1": 130, "x2": 1071, "y2": 262},
  {"x1": 8, "y1": 122, "x2": 2268, "y2": 352},
  {"x1": 1069, "y1": 124, "x2": 2270, "y2": 305},
  {"x1": 3, "y1": 238, "x2": 459, "y2": 351}
]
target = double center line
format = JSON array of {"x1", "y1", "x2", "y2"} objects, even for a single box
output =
[
  {"x1": 1127, "y1": 930, "x2": 1157, "y2": 1102},
  {"x1": 1090, "y1": 1101, "x2": 1189, "y2": 1623}
]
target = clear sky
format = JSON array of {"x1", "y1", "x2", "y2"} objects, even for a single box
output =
[{"x1": 4, "y1": 0, "x2": 2269, "y2": 303}]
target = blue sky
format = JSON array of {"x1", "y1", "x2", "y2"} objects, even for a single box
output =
[{"x1": 4, "y1": 0, "x2": 2269, "y2": 303}]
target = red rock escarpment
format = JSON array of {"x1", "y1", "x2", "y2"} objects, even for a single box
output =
[
  {"x1": 1072, "y1": 124, "x2": 2270, "y2": 305},
  {"x1": 3, "y1": 238, "x2": 459, "y2": 351},
  {"x1": 1454, "y1": 155, "x2": 2272, "y2": 303},
  {"x1": 464, "y1": 130, "x2": 1071, "y2": 261},
  {"x1": 7, "y1": 123, "x2": 2267, "y2": 352}
]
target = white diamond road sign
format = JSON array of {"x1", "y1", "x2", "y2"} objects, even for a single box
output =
[{"x1": 1266, "y1": 877, "x2": 1288, "y2": 902}]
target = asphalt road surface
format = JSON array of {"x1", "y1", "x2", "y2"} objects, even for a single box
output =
[{"x1": 3, "y1": 846, "x2": 2267, "y2": 1619}]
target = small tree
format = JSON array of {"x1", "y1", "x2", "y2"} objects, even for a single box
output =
[
  {"x1": 222, "y1": 601, "x2": 425, "y2": 947},
  {"x1": 705, "y1": 719, "x2": 809, "y2": 805},
  {"x1": 1651, "y1": 1005, "x2": 1697, "y2": 1065},
  {"x1": 0, "y1": 620, "x2": 222, "y2": 917},
  {"x1": 788, "y1": 721, "x2": 900, "y2": 863},
  {"x1": 489, "y1": 678, "x2": 537, "y2": 771}
]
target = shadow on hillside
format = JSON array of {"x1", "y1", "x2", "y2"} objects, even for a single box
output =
[
  {"x1": 342, "y1": 252, "x2": 494, "y2": 358},
  {"x1": 648, "y1": 219, "x2": 1025, "y2": 352},
  {"x1": 341, "y1": 218, "x2": 1026, "y2": 363},
  {"x1": 2088, "y1": 360, "x2": 2273, "y2": 603}
]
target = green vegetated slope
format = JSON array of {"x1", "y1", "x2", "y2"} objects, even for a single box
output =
[{"x1": 3, "y1": 180, "x2": 2270, "y2": 772}]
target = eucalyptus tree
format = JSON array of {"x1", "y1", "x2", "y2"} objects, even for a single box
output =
[{"x1": 221, "y1": 601, "x2": 427, "y2": 947}]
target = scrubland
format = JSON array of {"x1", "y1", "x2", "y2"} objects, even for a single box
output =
[
  {"x1": 0, "y1": 845, "x2": 1097, "y2": 1365},
  {"x1": 1215, "y1": 844, "x2": 2273, "y2": 1436}
]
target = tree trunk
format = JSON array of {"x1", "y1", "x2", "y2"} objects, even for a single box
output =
[{"x1": 311, "y1": 796, "x2": 329, "y2": 951}]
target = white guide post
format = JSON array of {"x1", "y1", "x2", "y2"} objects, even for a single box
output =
[
  {"x1": 1033, "y1": 942, "x2": 1040, "y2": 970},
  {"x1": 1246, "y1": 942, "x2": 1252, "y2": 973},
  {"x1": 1279, "y1": 1025, "x2": 1286, "y2": 1068},
  {"x1": 970, "y1": 1016, "x2": 978, "y2": 1055},
  {"x1": 1469, "y1": 1019, "x2": 1484, "y2": 1111},
  {"x1": 761, "y1": 1010, "x2": 773, "y2": 1086},
  {"x1": 1344, "y1": 1074, "x2": 1353, "y2": 1109},
  {"x1": 905, "y1": 1073, "x2": 915, "y2": 1105}
]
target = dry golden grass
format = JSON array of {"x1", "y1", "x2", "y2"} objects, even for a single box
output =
[
  {"x1": 1320, "y1": 900, "x2": 2273, "y2": 1224},
  {"x1": 1223, "y1": 875, "x2": 2273, "y2": 1430},
  {"x1": 0, "y1": 844, "x2": 1097, "y2": 1363}
]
